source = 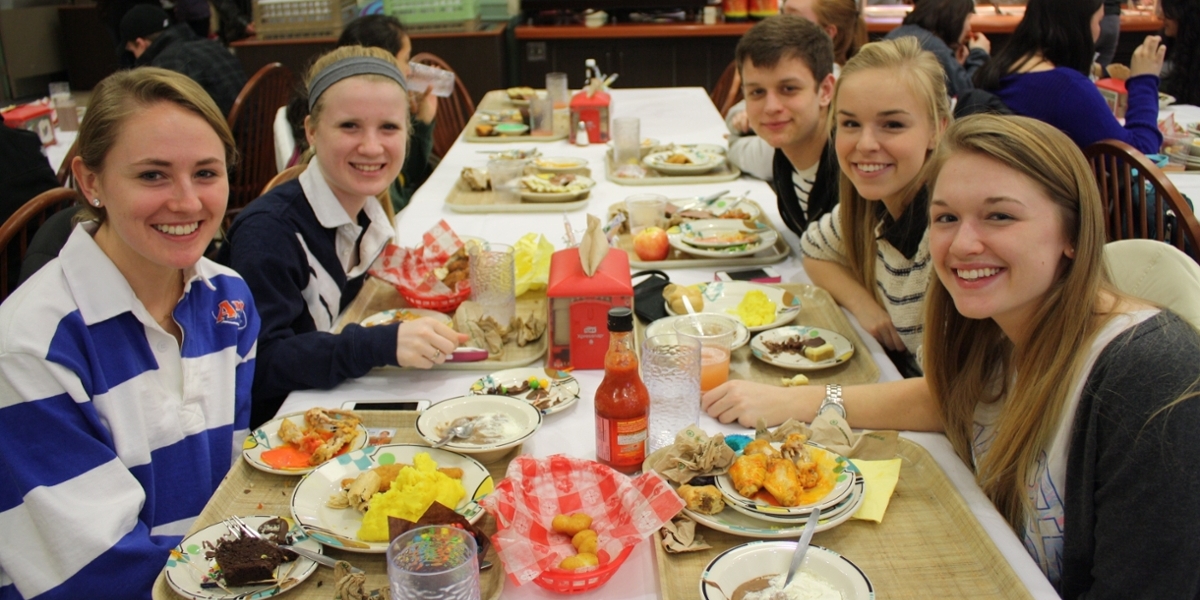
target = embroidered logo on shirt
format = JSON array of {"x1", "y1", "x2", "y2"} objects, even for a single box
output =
[{"x1": 214, "y1": 299, "x2": 248, "y2": 329}]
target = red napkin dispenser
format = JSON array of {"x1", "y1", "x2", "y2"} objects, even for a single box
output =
[
  {"x1": 569, "y1": 89, "x2": 611, "y2": 144},
  {"x1": 546, "y1": 247, "x2": 633, "y2": 370},
  {"x1": 1096, "y1": 78, "x2": 1127, "y2": 119},
  {"x1": 2, "y1": 104, "x2": 56, "y2": 146}
]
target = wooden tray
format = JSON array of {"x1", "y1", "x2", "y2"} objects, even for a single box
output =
[
  {"x1": 152, "y1": 411, "x2": 509, "y2": 600},
  {"x1": 606, "y1": 149, "x2": 742, "y2": 185},
  {"x1": 653, "y1": 438, "x2": 1034, "y2": 600},
  {"x1": 336, "y1": 278, "x2": 547, "y2": 371},
  {"x1": 445, "y1": 169, "x2": 592, "y2": 214},
  {"x1": 608, "y1": 200, "x2": 791, "y2": 269},
  {"x1": 637, "y1": 283, "x2": 880, "y2": 387},
  {"x1": 463, "y1": 90, "x2": 568, "y2": 143}
]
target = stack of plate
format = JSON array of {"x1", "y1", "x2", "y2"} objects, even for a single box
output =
[{"x1": 668, "y1": 219, "x2": 779, "y2": 258}]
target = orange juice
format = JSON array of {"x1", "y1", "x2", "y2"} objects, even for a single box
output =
[{"x1": 699, "y1": 346, "x2": 730, "y2": 391}]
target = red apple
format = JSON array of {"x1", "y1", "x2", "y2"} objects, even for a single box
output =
[{"x1": 633, "y1": 227, "x2": 670, "y2": 261}]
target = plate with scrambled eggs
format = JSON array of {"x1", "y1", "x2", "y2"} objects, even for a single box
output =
[
  {"x1": 665, "y1": 282, "x2": 801, "y2": 332},
  {"x1": 289, "y1": 444, "x2": 493, "y2": 553}
]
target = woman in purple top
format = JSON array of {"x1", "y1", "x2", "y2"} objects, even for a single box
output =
[{"x1": 974, "y1": 0, "x2": 1166, "y2": 155}]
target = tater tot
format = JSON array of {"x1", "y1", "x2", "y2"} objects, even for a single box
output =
[{"x1": 551, "y1": 513, "x2": 593, "y2": 536}]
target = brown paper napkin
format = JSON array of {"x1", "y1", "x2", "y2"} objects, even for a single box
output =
[
  {"x1": 659, "y1": 515, "x2": 712, "y2": 553},
  {"x1": 578, "y1": 214, "x2": 609, "y2": 276},
  {"x1": 651, "y1": 425, "x2": 736, "y2": 485}
]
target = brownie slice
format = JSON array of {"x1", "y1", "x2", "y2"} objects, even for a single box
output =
[{"x1": 214, "y1": 537, "x2": 291, "y2": 587}]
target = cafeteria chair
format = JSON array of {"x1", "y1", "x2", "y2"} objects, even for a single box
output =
[
  {"x1": 259, "y1": 161, "x2": 395, "y2": 223},
  {"x1": 411, "y1": 52, "x2": 475, "y2": 159},
  {"x1": 227, "y1": 62, "x2": 295, "y2": 229},
  {"x1": 1104, "y1": 239, "x2": 1200, "y2": 332},
  {"x1": 56, "y1": 139, "x2": 78, "y2": 188},
  {"x1": 1084, "y1": 139, "x2": 1200, "y2": 263},
  {"x1": 710, "y1": 60, "x2": 743, "y2": 118},
  {"x1": 0, "y1": 187, "x2": 81, "y2": 301}
]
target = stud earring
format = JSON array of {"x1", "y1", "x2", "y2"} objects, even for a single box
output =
[
  {"x1": 1065, "y1": 247, "x2": 1076, "y2": 259},
  {"x1": 91, "y1": 198, "x2": 101, "y2": 207}
]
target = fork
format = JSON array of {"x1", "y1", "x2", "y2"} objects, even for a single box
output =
[{"x1": 228, "y1": 516, "x2": 362, "y2": 574}]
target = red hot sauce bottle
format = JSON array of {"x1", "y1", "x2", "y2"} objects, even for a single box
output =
[{"x1": 594, "y1": 307, "x2": 649, "y2": 474}]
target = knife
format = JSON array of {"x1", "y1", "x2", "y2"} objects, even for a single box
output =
[{"x1": 285, "y1": 544, "x2": 363, "y2": 574}]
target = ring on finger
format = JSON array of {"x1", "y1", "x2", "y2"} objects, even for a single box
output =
[{"x1": 433, "y1": 349, "x2": 442, "y2": 359}]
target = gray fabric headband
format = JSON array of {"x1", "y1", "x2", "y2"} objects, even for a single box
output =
[{"x1": 307, "y1": 56, "x2": 408, "y2": 111}]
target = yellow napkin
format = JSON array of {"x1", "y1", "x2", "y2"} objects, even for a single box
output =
[
  {"x1": 848, "y1": 458, "x2": 902, "y2": 523},
  {"x1": 513, "y1": 233, "x2": 553, "y2": 296}
]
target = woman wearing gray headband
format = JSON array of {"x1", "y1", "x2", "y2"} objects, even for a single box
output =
[{"x1": 222, "y1": 45, "x2": 466, "y2": 427}]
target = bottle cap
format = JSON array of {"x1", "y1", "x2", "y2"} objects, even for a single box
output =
[{"x1": 607, "y1": 307, "x2": 633, "y2": 332}]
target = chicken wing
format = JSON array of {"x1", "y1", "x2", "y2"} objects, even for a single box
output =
[
  {"x1": 728, "y1": 453, "x2": 769, "y2": 497},
  {"x1": 743, "y1": 439, "x2": 781, "y2": 459},
  {"x1": 763, "y1": 457, "x2": 804, "y2": 507},
  {"x1": 780, "y1": 432, "x2": 811, "y2": 464}
]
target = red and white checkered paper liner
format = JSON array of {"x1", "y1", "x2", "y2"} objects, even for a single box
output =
[
  {"x1": 478, "y1": 454, "x2": 685, "y2": 585},
  {"x1": 368, "y1": 219, "x2": 465, "y2": 295}
]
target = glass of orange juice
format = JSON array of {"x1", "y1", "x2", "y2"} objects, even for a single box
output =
[{"x1": 673, "y1": 314, "x2": 737, "y2": 392}]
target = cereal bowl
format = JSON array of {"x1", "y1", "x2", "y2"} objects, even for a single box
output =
[
  {"x1": 700, "y1": 541, "x2": 874, "y2": 600},
  {"x1": 416, "y1": 395, "x2": 543, "y2": 463}
]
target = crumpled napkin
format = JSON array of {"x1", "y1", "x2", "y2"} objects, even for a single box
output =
[
  {"x1": 651, "y1": 424, "x2": 736, "y2": 485},
  {"x1": 578, "y1": 214, "x2": 609, "y2": 276},
  {"x1": 368, "y1": 220, "x2": 465, "y2": 294},
  {"x1": 478, "y1": 454, "x2": 684, "y2": 585},
  {"x1": 513, "y1": 233, "x2": 553, "y2": 296},
  {"x1": 333, "y1": 561, "x2": 388, "y2": 600},
  {"x1": 804, "y1": 410, "x2": 902, "y2": 523},
  {"x1": 659, "y1": 515, "x2": 711, "y2": 553}
]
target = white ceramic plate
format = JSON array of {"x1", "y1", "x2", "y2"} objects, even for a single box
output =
[
  {"x1": 719, "y1": 463, "x2": 864, "y2": 525},
  {"x1": 677, "y1": 219, "x2": 778, "y2": 249},
  {"x1": 290, "y1": 444, "x2": 493, "y2": 553},
  {"x1": 468, "y1": 367, "x2": 581, "y2": 415},
  {"x1": 664, "y1": 282, "x2": 802, "y2": 333},
  {"x1": 644, "y1": 315, "x2": 750, "y2": 351},
  {"x1": 415, "y1": 395, "x2": 543, "y2": 463},
  {"x1": 699, "y1": 542, "x2": 874, "y2": 600},
  {"x1": 643, "y1": 149, "x2": 726, "y2": 175},
  {"x1": 361, "y1": 308, "x2": 452, "y2": 328},
  {"x1": 668, "y1": 232, "x2": 776, "y2": 259},
  {"x1": 750, "y1": 326, "x2": 855, "y2": 371},
  {"x1": 533, "y1": 156, "x2": 588, "y2": 172},
  {"x1": 164, "y1": 515, "x2": 322, "y2": 600},
  {"x1": 716, "y1": 443, "x2": 857, "y2": 516},
  {"x1": 243, "y1": 413, "x2": 370, "y2": 476},
  {"x1": 520, "y1": 175, "x2": 596, "y2": 202},
  {"x1": 1160, "y1": 92, "x2": 1176, "y2": 108},
  {"x1": 688, "y1": 469, "x2": 865, "y2": 535},
  {"x1": 668, "y1": 196, "x2": 761, "y2": 220}
]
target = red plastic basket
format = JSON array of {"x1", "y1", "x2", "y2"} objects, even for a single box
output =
[
  {"x1": 395, "y1": 281, "x2": 470, "y2": 312},
  {"x1": 530, "y1": 545, "x2": 634, "y2": 594}
]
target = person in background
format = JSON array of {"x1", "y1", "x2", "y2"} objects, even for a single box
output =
[
  {"x1": 726, "y1": 0, "x2": 866, "y2": 180},
  {"x1": 222, "y1": 46, "x2": 465, "y2": 428},
  {"x1": 171, "y1": 0, "x2": 254, "y2": 42},
  {"x1": 1160, "y1": 0, "x2": 1200, "y2": 105},
  {"x1": 883, "y1": 0, "x2": 990, "y2": 99},
  {"x1": 973, "y1": 0, "x2": 1165, "y2": 155},
  {"x1": 337, "y1": 15, "x2": 438, "y2": 213},
  {"x1": 801, "y1": 36, "x2": 949, "y2": 370},
  {"x1": 1095, "y1": 0, "x2": 1122, "y2": 75},
  {"x1": 0, "y1": 67, "x2": 258, "y2": 600},
  {"x1": 0, "y1": 126, "x2": 61, "y2": 298},
  {"x1": 119, "y1": 4, "x2": 248, "y2": 115},
  {"x1": 734, "y1": 16, "x2": 839, "y2": 236}
]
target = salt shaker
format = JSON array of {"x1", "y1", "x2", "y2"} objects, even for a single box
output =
[{"x1": 575, "y1": 121, "x2": 589, "y2": 146}]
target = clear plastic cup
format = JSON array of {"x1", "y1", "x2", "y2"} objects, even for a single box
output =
[
  {"x1": 407, "y1": 62, "x2": 456, "y2": 98},
  {"x1": 642, "y1": 333, "x2": 702, "y2": 453},
  {"x1": 487, "y1": 159, "x2": 526, "y2": 204},
  {"x1": 387, "y1": 525, "x2": 480, "y2": 600},
  {"x1": 625, "y1": 193, "x2": 667, "y2": 235},
  {"x1": 530, "y1": 94, "x2": 554, "y2": 137},
  {"x1": 468, "y1": 242, "x2": 516, "y2": 328},
  {"x1": 673, "y1": 315, "x2": 736, "y2": 392}
]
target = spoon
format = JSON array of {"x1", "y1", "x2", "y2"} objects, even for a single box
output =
[
  {"x1": 702, "y1": 578, "x2": 732, "y2": 599},
  {"x1": 680, "y1": 295, "x2": 707, "y2": 335},
  {"x1": 784, "y1": 506, "x2": 822, "y2": 588},
  {"x1": 432, "y1": 417, "x2": 475, "y2": 448}
]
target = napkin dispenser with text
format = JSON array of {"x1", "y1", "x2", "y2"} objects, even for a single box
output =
[{"x1": 546, "y1": 247, "x2": 633, "y2": 370}]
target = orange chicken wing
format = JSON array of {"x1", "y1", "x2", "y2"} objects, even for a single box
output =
[
  {"x1": 763, "y1": 457, "x2": 804, "y2": 507},
  {"x1": 743, "y1": 439, "x2": 781, "y2": 459},
  {"x1": 728, "y1": 453, "x2": 768, "y2": 497}
]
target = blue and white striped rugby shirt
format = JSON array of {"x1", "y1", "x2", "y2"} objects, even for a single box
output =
[{"x1": 0, "y1": 223, "x2": 259, "y2": 600}]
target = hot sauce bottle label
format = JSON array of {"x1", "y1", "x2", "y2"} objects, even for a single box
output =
[{"x1": 596, "y1": 415, "x2": 647, "y2": 467}]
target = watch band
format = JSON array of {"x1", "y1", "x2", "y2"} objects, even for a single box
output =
[{"x1": 819, "y1": 383, "x2": 845, "y2": 419}]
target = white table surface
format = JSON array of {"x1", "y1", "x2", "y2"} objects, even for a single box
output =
[
  {"x1": 277, "y1": 87, "x2": 1060, "y2": 599},
  {"x1": 1161, "y1": 104, "x2": 1200, "y2": 206}
]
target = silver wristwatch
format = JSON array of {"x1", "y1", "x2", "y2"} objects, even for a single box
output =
[{"x1": 818, "y1": 384, "x2": 845, "y2": 419}]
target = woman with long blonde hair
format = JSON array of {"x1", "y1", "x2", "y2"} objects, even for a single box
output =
[
  {"x1": 802, "y1": 37, "x2": 949, "y2": 366},
  {"x1": 925, "y1": 113, "x2": 1200, "y2": 597}
]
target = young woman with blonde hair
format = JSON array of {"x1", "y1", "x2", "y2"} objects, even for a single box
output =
[
  {"x1": 0, "y1": 67, "x2": 259, "y2": 598},
  {"x1": 223, "y1": 45, "x2": 465, "y2": 427},
  {"x1": 802, "y1": 36, "x2": 949, "y2": 365},
  {"x1": 927, "y1": 113, "x2": 1200, "y2": 597}
]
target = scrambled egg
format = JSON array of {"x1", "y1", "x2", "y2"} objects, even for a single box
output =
[
  {"x1": 357, "y1": 453, "x2": 466, "y2": 542},
  {"x1": 730, "y1": 290, "x2": 776, "y2": 327}
]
